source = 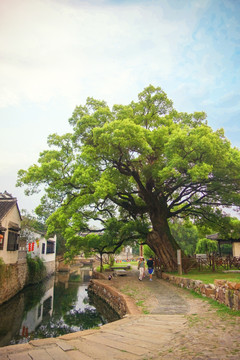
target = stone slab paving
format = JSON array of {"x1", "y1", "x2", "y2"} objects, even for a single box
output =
[
  {"x1": 0, "y1": 314, "x2": 187, "y2": 359},
  {"x1": 145, "y1": 279, "x2": 189, "y2": 314}
]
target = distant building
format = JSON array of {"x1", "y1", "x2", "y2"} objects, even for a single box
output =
[
  {"x1": 0, "y1": 191, "x2": 22, "y2": 264},
  {"x1": 207, "y1": 233, "x2": 240, "y2": 257},
  {"x1": 0, "y1": 191, "x2": 56, "y2": 273},
  {"x1": 115, "y1": 245, "x2": 133, "y2": 261},
  {"x1": 22, "y1": 228, "x2": 57, "y2": 275}
]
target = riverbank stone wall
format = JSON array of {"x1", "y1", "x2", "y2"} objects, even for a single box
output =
[
  {"x1": 88, "y1": 279, "x2": 128, "y2": 318},
  {"x1": 162, "y1": 273, "x2": 240, "y2": 311},
  {"x1": 88, "y1": 275, "x2": 140, "y2": 318},
  {"x1": 0, "y1": 259, "x2": 56, "y2": 305},
  {"x1": 0, "y1": 261, "x2": 28, "y2": 305}
]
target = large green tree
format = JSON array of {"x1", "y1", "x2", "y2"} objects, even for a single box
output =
[{"x1": 17, "y1": 85, "x2": 240, "y2": 271}]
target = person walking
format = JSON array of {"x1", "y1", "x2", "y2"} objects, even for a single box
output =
[
  {"x1": 147, "y1": 255, "x2": 154, "y2": 281},
  {"x1": 138, "y1": 256, "x2": 145, "y2": 281}
]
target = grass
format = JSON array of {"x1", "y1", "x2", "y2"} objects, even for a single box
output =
[
  {"x1": 170, "y1": 269, "x2": 240, "y2": 284},
  {"x1": 188, "y1": 288, "x2": 240, "y2": 317},
  {"x1": 187, "y1": 313, "x2": 201, "y2": 327}
]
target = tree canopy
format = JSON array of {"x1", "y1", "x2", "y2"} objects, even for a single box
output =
[
  {"x1": 17, "y1": 85, "x2": 240, "y2": 270},
  {"x1": 169, "y1": 219, "x2": 199, "y2": 256}
]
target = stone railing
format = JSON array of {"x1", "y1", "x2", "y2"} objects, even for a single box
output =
[{"x1": 162, "y1": 273, "x2": 240, "y2": 311}]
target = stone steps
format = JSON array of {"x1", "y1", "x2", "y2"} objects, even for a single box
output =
[{"x1": 0, "y1": 314, "x2": 186, "y2": 360}]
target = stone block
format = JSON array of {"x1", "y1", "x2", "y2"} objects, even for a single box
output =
[
  {"x1": 208, "y1": 283, "x2": 215, "y2": 289},
  {"x1": 214, "y1": 279, "x2": 227, "y2": 287},
  {"x1": 204, "y1": 287, "x2": 216, "y2": 298},
  {"x1": 216, "y1": 288, "x2": 225, "y2": 303},
  {"x1": 225, "y1": 289, "x2": 234, "y2": 308},
  {"x1": 227, "y1": 281, "x2": 240, "y2": 290},
  {"x1": 233, "y1": 293, "x2": 239, "y2": 311}
]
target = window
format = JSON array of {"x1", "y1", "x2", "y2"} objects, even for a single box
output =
[
  {"x1": 7, "y1": 231, "x2": 19, "y2": 251},
  {"x1": 42, "y1": 243, "x2": 45, "y2": 254},
  {"x1": 46, "y1": 241, "x2": 55, "y2": 254},
  {"x1": 43, "y1": 296, "x2": 52, "y2": 316},
  {"x1": 0, "y1": 232, "x2": 4, "y2": 250}
]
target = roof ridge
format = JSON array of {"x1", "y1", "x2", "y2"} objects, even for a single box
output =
[{"x1": 0, "y1": 191, "x2": 17, "y2": 200}]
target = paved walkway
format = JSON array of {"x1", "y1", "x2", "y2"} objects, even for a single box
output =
[
  {"x1": 0, "y1": 314, "x2": 187, "y2": 360},
  {"x1": 0, "y1": 269, "x2": 191, "y2": 360},
  {"x1": 135, "y1": 271, "x2": 189, "y2": 315}
]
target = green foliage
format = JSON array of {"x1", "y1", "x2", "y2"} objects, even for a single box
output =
[
  {"x1": 108, "y1": 254, "x2": 115, "y2": 267},
  {"x1": 196, "y1": 238, "x2": 218, "y2": 254},
  {"x1": 143, "y1": 245, "x2": 155, "y2": 259},
  {"x1": 27, "y1": 255, "x2": 46, "y2": 284},
  {"x1": 217, "y1": 217, "x2": 240, "y2": 240},
  {"x1": 16, "y1": 85, "x2": 240, "y2": 268},
  {"x1": 64, "y1": 218, "x2": 148, "y2": 262},
  {"x1": 220, "y1": 244, "x2": 232, "y2": 256},
  {"x1": 169, "y1": 219, "x2": 199, "y2": 255}
]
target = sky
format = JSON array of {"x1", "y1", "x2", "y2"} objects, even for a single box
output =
[{"x1": 0, "y1": 0, "x2": 240, "y2": 214}]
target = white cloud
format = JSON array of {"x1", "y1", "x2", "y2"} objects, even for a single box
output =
[
  {"x1": 1, "y1": 0, "x2": 240, "y2": 211},
  {"x1": 0, "y1": 0, "x2": 202, "y2": 108}
]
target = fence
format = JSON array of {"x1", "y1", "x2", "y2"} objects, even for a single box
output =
[
  {"x1": 153, "y1": 255, "x2": 240, "y2": 274},
  {"x1": 196, "y1": 255, "x2": 240, "y2": 272}
]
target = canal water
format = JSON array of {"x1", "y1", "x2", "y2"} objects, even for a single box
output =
[{"x1": 0, "y1": 267, "x2": 119, "y2": 347}]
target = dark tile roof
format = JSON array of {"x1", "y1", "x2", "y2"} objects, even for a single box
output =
[{"x1": 0, "y1": 191, "x2": 21, "y2": 222}]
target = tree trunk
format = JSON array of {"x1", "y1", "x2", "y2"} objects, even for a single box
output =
[
  {"x1": 146, "y1": 211, "x2": 180, "y2": 272},
  {"x1": 100, "y1": 253, "x2": 103, "y2": 273}
]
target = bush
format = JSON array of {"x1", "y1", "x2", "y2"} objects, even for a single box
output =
[{"x1": 27, "y1": 255, "x2": 46, "y2": 284}]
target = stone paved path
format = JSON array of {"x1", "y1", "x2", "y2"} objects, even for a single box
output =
[
  {"x1": 146, "y1": 279, "x2": 189, "y2": 314},
  {"x1": 0, "y1": 314, "x2": 187, "y2": 360},
  {"x1": 135, "y1": 270, "x2": 189, "y2": 315}
]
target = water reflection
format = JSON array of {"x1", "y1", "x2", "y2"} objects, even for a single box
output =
[{"x1": 0, "y1": 268, "x2": 115, "y2": 347}]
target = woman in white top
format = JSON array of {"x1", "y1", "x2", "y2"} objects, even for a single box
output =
[{"x1": 138, "y1": 257, "x2": 145, "y2": 281}]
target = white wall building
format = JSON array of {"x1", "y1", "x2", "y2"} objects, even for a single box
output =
[
  {"x1": 0, "y1": 192, "x2": 22, "y2": 264},
  {"x1": 24, "y1": 229, "x2": 57, "y2": 275}
]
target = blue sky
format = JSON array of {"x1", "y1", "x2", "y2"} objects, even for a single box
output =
[{"x1": 0, "y1": 0, "x2": 240, "y2": 213}]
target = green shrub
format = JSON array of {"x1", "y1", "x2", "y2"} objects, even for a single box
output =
[{"x1": 27, "y1": 255, "x2": 46, "y2": 284}]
